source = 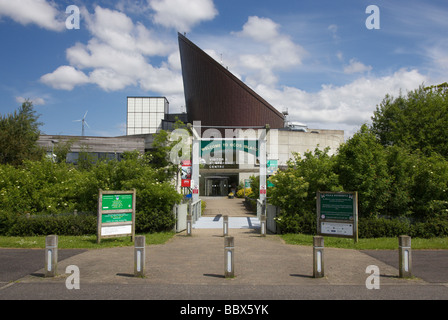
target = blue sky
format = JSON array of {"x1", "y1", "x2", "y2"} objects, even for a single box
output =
[{"x1": 0, "y1": 0, "x2": 447, "y2": 138}]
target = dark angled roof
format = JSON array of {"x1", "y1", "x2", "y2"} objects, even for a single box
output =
[{"x1": 178, "y1": 33, "x2": 285, "y2": 129}]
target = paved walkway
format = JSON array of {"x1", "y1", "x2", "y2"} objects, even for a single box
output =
[
  {"x1": 1, "y1": 196, "x2": 447, "y2": 300},
  {"x1": 196, "y1": 197, "x2": 258, "y2": 229},
  {"x1": 3, "y1": 228, "x2": 447, "y2": 299},
  {"x1": 202, "y1": 196, "x2": 256, "y2": 217}
]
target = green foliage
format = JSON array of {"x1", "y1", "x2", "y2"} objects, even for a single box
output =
[
  {"x1": 269, "y1": 84, "x2": 448, "y2": 237},
  {"x1": 0, "y1": 153, "x2": 182, "y2": 236},
  {"x1": 371, "y1": 84, "x2": 448, "y2": 157},
  {"x1": 335, "y1": 125, "x2": 391, "y2": 218},
  {"x1": 269, "y1": 147, "x2": 342, "y2": 233},
  {"x1": 0, "y1": 101, "x2": 44, "y2": 165},
  {"x1": 359, "y1": 217, "x2": 448, "y2": 239},
  {"x1": 4, "y1": 214, "x2": 97, "y2": 237}
]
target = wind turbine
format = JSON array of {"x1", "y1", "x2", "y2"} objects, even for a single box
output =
[{"x1": 74, "y1": 111, "x2": 89, "y2": 136}]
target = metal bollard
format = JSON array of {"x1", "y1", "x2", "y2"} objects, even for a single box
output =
[
  {"x1": 313, "y1": 236, "x2": 324, "y2": 278},
  {"x1": 186, "y1": 214, "x2": 192, "y2": 236},
  {"x1": 134, "y1": 236, "x2": 146, "y2": 277},
  {"x1": 223, "y1": 215, "x2": 229, "y2": 236},
  {"x1": 399, "y1": 235, "x2": 412, "y2": 278},
  {"x1": 45, "y1": 235, "x2": 58, "y2": 278},
  {"x1": 224, "y1": 236, "x2": 235, "y2": 278},
  {"x1": 260, "y1": 215, "x2": 267, "y2": 237}
]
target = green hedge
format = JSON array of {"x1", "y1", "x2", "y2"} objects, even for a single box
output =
[
  {"x1": 0, "y1": 154, "x2": 183, "y2": 236},
  {"x1": 274, "y1": 211, "x2": 448, "y2": 238},
  {"x1": 1, "y1": 210, "x2": 180, "y2": 236},
  {"x1": 359, "y1": 217, "x2": 448, "y2": 238},
  {"x1": 1, "y1": 213, "x2": 97, "y2": 236}
]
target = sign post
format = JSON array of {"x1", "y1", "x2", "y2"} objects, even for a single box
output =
[
  {"x1": 97, "y1": 189, "x2": 136, "y2": 244},
  {"x1": 317, "y1": 191, "x2": 358, "y2": 242}
]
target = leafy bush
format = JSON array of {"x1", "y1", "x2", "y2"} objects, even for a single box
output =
[
  {"x1": 358, "y1": 217, "x2": 410, "y2": 238},
  {"x1": 0, "y1": 152, "x2": 182, "y2": 236},
  {"x1": 275, "y1": 210, "x2": 315, "y2": 234},
  {"x1": 410, "y1": 218, "x2": 448, "y2": 238},
  {"x1": 3, "y1": 213, "x2": 96, "y2": 236},
  {"x1": 269, "y1": 147, "x2": 342, "y2": 234},
  {"x1": 236, "y1": 187, "x2": 253, "y2": 198}
]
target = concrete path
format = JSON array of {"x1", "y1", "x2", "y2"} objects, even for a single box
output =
[
  {"x1": 1, "y1": 196, "x2": 447, "y2": 300},
  {"x1": 196, "y1": 196, "x2": 259, "y2": 229},
  {"x1": 202, "y1": 196, "x2": 256, "y2": 217},
  {"x1": 193, "y1": 216, "x2": 260, "y2": 229},
  {"x1": 3, "y1": 228, "x2": 447, "y2": 301}
]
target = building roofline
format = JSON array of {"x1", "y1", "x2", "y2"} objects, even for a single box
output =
[{"x1": 178, "y1": 33, "x2": 284, "y2": 121}]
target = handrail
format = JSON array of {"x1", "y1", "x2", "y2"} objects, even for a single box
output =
[{"x1": 190, "y1": 199, "x2": 202, "y2": 223}]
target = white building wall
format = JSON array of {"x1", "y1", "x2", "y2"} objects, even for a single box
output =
[
  {"x1": 127, "y1": 97, "x2": 168, "y2": 135},
  {"x1": 267, "y1": 129, "x2": 344, "y2": 166}
]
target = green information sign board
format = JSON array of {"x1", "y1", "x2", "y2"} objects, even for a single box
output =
[
  {"x1": 102, "y1": 213, "x2": 133, "y2": 223},
  {"x1": 317, "y1": 191, "x2": 358, "y2": 242},
  {"x1": 97, "y1": 189, "x2": 136, "y2": 244},
  {"x1": 319, "y1": 193, "x2": 354, "y2": 220},
  {"x1": 101, "y1": 194, "x2": 133, "y2": 211}
]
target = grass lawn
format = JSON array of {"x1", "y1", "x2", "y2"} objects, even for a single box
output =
[
  {"x1": 0, "y1": 232, "x2": 176, "y2": 249},
  {"x1": 1, "y1": 232, "x2": 447, "y2": 250},
  {"x1": 281, "y1": 233, "x2": 448, "y2": 250}
]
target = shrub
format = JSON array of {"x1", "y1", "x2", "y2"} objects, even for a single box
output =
[
  {"x1": 236, "y1": 187, "x2": 253, "y2": 198},
  {"x1": 0, "y1": 153, "x2": 182, "y2": 236},
  {"x1": 3, "y1": 213, "x2": 96, "y2": 236},
  {"x1": 275, "y1": 210, "x2": 315, "y2": 234},
  {"x1": 358, "y1": 217, "x2": 410, "y2": 238},
  {"x1": 356, "y1": 217, "x2": 448, "y2": 239},
  {"x1": 410, "y1": 218, "x2": 448, "y2": 238}
]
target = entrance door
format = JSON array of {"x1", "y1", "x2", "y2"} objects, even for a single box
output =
[{"x1": 205, "y1": 176, "x2": 229, "y2": 196}]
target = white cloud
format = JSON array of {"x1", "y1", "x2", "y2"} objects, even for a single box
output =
[
  {"x1": 16, "y1": 96, "x2": 46, "y2": 106},
  {"x1": 255, "y1": 68, "x2": 428, "y2": 137},
  {"x1": 148, "y1": 0, "x2": 218, "y2": 32},
  {"x1": 232, "y1": 16, "x2": 307, "y2": 87},
  {"x1": 82, "y1": 6, "x2": 173, "y2": 56},
  {"x1": 0, "y1": 0, "x2": 65, "y2": 31},
  {"x1": 40, "y1": 5, "x2": 183, "y2": 97},
  {"x1": 40, "y1": 66, "x2": 90, "y2": 90},
  {"x1": 424, "y1": 41, "x2": 448, "y2": 82},
  {"x1": 343, "y1": 59, "x2": 372, "y2": 74},
  {"x1": 237, "y1": 16, "x2": 279, "y2": 42}
]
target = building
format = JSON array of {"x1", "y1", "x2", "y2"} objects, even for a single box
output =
[
  {"x1": 38, "y1": 33, "x2": 344, "y2": 196},
  {"x1": 126, "y1": 97, "x2": 169, "y2": 135},
  {"x1": 177, "y1": 33, "x2": 344, "y2": 195},
  {"x1": 38, "y1": 135, "x2": 145, "y2": 164},
  {"x1": 178, "y1": 33, "x2": 285, "y2": 130}
]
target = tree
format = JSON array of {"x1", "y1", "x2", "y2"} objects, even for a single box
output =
[
  {"x1": 269, "y1": 147, "x2": 342, "y2": 233},
  {"x1": 147, "y1": 118, "x2": 191, "y2": 179},
  {"x1": 371, "y1": 84, "x2": 448, "y2": 158},
  {"x1": 0, "y1": 101, "x2": 44, "y2": 165},
  {"x1": 335, "y1": 125, "x2": 391, "y2": 218}
]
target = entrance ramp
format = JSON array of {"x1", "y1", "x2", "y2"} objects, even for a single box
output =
[
  {"x1": 195, "y1": 196, "x2": 259, "y2": 229},
  {"x1": 193, "y1": 216, "x2": 260, "y2": 229},
  {"x1": 201, "y1": 196, "x2": 256, "y2": 217}
]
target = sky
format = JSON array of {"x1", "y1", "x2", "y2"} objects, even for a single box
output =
[{"x1": 0, "y1": 0, "x2": 447, "y2": 139}]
